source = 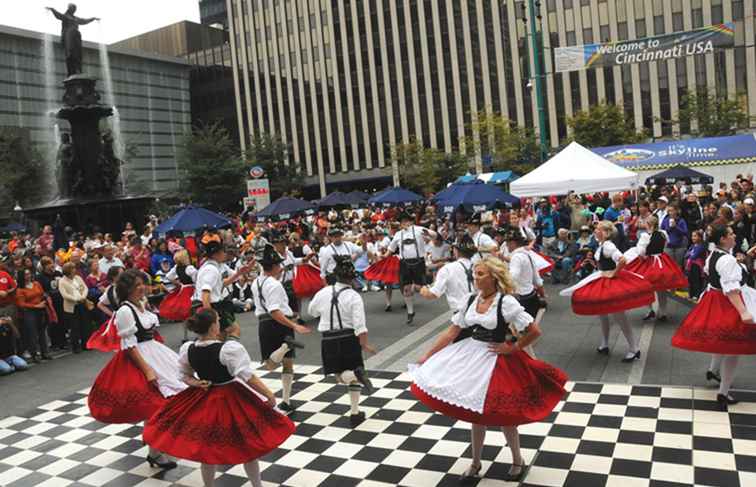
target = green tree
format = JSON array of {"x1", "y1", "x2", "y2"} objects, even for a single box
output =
[
  {"x1": 567, "y1": 102, "x2": 647, "y2": 147},
  {"x1": 392, "y1": 139, "x2": 468, "y2": 195},
  {"x1": 245, "y1": 133, "x2": 304, "y2": 199},
  {"x1": 675, "y1": 90, "x2": 751, "y2": 137},
  {"x1": 0, "y1": 127, "x2": 47, "y2": 209},
  {"x1": 178, "y1": 121, "x2": 247, "y2": 211},
  {"x1": 464, "y1": 112, "x2": 540, "y2": 175}
]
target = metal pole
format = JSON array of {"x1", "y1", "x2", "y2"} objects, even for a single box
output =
[{"x1": 527, "y1": 0, "x2": 548, "y2": 162}]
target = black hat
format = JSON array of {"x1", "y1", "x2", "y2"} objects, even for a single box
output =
[
  {"x1": 333, "y1": 255, "x2": 356, "y2": 281},
  {"x1": 452, "y1": 234, "x2": 477, "y2": 255},
  {"x1": 203, "y1": 239, "x2": 224, "y2": 256},
  {"x1": 467, "y1": 213, "x2": 482, "y2": 225},
  {"x1": 260, "y1": 244, "x2": 284, "y2": 267},
  {"x1": 503, "y1": 229, "x2": 528, "y2": 245},
  {"x1": 328, "y1": 226, "x2": 344, "y2": 237}
]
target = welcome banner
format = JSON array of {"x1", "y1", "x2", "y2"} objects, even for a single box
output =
[{"x1": 555, "y1": 22, "x2": 735, "y2": 73}]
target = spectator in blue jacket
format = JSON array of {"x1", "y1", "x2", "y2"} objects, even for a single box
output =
[
  {"x1": 661, "y1": 205, "x2": 688, "y2": 268},
  {"x1": 150, "y1": 239, "x2": 174, "y2": 276},
  {"x1": 536, "y1": 201, "x2": 559, "y2": 247}
]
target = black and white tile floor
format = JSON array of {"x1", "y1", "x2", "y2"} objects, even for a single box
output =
[{"x1": 1, "y1": 365, "x2": 756, "y2": 487}]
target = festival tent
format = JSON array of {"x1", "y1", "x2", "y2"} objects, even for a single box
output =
[
  {"x1": 255, "y1": 196, "x2": 315, "y2": 221},
  {"x1": 434, "y1": 180, "x2": 519, "y2": 213},
  {"x1": 315, "y1": 191, "x2": 352, "y2": 208},
  {"x1": 645, "y1": 164, "x2": 714, "y2": 186},
  {"x1": 454, "y1": 170, "x2": 519, "y2": 185},
  {"x1": 509, "y1": 142, "x2": 640, "y2": 197},
  {"x1": 345, "y1": 191, "x2": 371, "y2": 207},
  {"x1": 368, "y1": 187, "x2": 424, "y2": 207},
  {"x1": 154, "y1": 206, "x2": 233, "y2": 235}
]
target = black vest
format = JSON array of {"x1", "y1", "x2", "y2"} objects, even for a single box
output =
[
  {"x1": 122, "y1": 303, "x2": 155, "y2": 343},
  {"x1": 291, "y1": 245, "x2": 305, "y2": 258},
  {"x1": 646, "y1": 231, "x2": 666, "y2": 256},
  {"x1": 187, "y1": 342, "x2": 234, "y2": 383},
  {"x1": 463, "y1": 294, "x2": 516, "y2": 344},
  {"x1": 708, "y1": 250, "x2": 747, "y2": 290},
  {"x1": 597, "y1": 244, "x2": 617, "y2": 271},
  {"x1": 176, "y1": 265, "x2": 194, "y2": 285}
]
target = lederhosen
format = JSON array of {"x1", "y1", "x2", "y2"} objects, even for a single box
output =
[
  {"x1": 453, "y1": 261, "x2": 475, "y2": 343},
  {"x1": 326, "y1": 244, "x2": 347, "y2": 285},
  {"x1": 460, "y1": 294, "x2": 518, "y2": 345},
  {"x1": 647, "y1": 231, "x2": 666, "y2": 256},
  {"x1": 399, "y1": 227, "x2": 426, "y2": 286},
  {"x1": 123, "y1": 302, "x2": 156, "y2": 343},
  {"x1": 280, "y1": 251, "x2": 300, "y2": 313},
  {"x1": 321, "y1": 286, "x2": 364, "y2": 375},
  {"x1": 516, "y1": 251, "x2": 547, "y2": 318},
  {"x1": 256, "y1": 276, "x2": 296, "y2": 361},
  {"x1": 187, "y1": 342, "x2": 234, "y2": 384},
  {"x1": 192, "y1": 260, "x2": 236, "y2": 330},
  {"x1": 708, "y1": 249, "x2": 747, "y2": 291}
]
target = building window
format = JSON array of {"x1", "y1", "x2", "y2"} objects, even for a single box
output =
[{"x1": 672, "y1": 13, "x2": 683, "y2": 31}]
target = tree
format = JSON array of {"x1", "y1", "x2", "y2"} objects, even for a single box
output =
[
  {"x1": 392, "y1": 139, "x2": 468, "y2": 195},
  {"x1": 567, "y1": 102, "x2": 647, "y2": 148},
  {"x1": 675, "y1": 90, "x2": 751, "y2": 137},
  {"x1": 464, "y1": 112, "x2": 541, "y2": 175},
  {"x1": 245, "y1": 133, "x2": 304, "y2": 200},
  {"x1": 0, "y1": 127, "x2": 47, "y2": 209},
  {"x1": 178, "y1": 121, "x2": 247, "y2": 211}
]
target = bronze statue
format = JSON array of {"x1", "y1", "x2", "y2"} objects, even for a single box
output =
[
  {"x1": 55, "y1": 132, "x2": 75, "y2": 199},
  {"x1": 46, "y1": 4, "x2": 99, "y2": 77},
  {"x1": 100, "y1": 130, "x2": 123, "y2": 194}
]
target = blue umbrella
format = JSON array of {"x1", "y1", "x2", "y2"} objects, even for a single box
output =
[
  {"x1": 154, "y1": 206, "x2": 232, "y2": 235},
  {"x1": 368, "y1": 187, "x2": 424, "y2": 207},
  {"x1": 255, "y1": 196, "x2": 315, "y2": 221},
  {"x1": 316, "y1": 191, "x2": 352, "y2": 208},
  {"x1": 434, "y1": 180, "x2": 519, "y2": 214}
]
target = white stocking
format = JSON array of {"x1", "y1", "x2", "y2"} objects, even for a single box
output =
[
  {"x1": 614, "y1": 312, "x2": 637, "y2": 353},
  {"x1": 709, "y1": 354, "x2": 724, "y2": 373},
  {"x1": 348, "y1": 383, "x2": 361, "y2": 415},
  {"x1": 657, "y1": 292, "x2": 668, "y2": 317},
  {"x1": 200, "y1": 464, "x2": 216, "y2": 487},
  {"x1": 599, "y1": 315, "x2": 611, "y2": 349},
  {"x1": 243, "y1": 460, "x2": 262, "y2": 487},
  {"x1": 718, "y1": 355, "x2": 740, "y2": 397},
  {"x1": 281, "y1": 373, "x2": 293, "y2": 404},
  {"x1": 404, "y1": 293, "x2": 414, "y2": 314}
]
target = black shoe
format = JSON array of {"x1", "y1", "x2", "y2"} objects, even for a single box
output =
[
  {"x1": 622, "y1": 351, "x2": 641, "y2": 363},
  {"x1": 642, "y1": 310, "x2": 656, "y2": 321},
  {"x1": 596, "y1": 346, "x2": 609, "y2": 355},
  {"x1": 354, "y1": 367, "x2": 374, "y2": 394},
  {"x1": 717, "y1": 393, "x2": 739, "y2": 410},
  {"x1": 707, "y1": 370, "x2": 722, "y2": 383},
  {"x1": 401, "y1": 303, "x2": 407, "y2": 309},
  {"x1": 349, "y1": 411, "x2": 366, "y2": 427},
  {"x1": 504, "y1": 463, "x2": 528, "y2": 482},
  {"x1": 656, "y1": 315, "x2": 669, "y2": 322},
  {"x1": 283, "y1": 337, "x2": 305, "y2": 350},
  {"x1": 279, "y1": 401, "x2": 295, "y2": 413},
  {"x1": 384, "y1": 305, "x2": 392, "y2": 312},
  {"x1": 146, "y1": 455, "x2": 177, "y2": 470},
  {"x1": 406, "y1": 313, "x2": 415, "y2": 325}
]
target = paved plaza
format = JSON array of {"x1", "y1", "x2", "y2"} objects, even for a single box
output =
[{"x1": 2, "y1": 287, "x2": 756, "y2": 486}]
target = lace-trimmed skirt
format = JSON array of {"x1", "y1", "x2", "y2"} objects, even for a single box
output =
[
  {"x1": 143, "y1": 380, "x2": 295, "y2": 465},
  {"x1": 672, "y1": 288, "x2": 756, "y2": 355},
  {"x1": 409, "y1": 338, "x2": 567, "y2": 426}
]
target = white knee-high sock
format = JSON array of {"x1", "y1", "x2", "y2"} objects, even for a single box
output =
[
  {"x1": 281, "y1": 373, "x2": 293, "y2": 404},
  {"x1": 385, "y1": 288, "x2": 392, "y2": 306},
  {"x1": 599, "y1": 315, "x2": 611, "y2": 349},
  {"x1": 348, "y1": 383, "x2": 361, "y2": 415},
  {"x1": 718, "y1": 355, "x2": 740, "y2": 397},
  {"x1": 340, "y1": 370, "x2": 357, "y2": 384},
  {"x1": 269, "y1": 343, "x2": 290, "y2": 364},
  {"x1": 404, "y1": 294, "x2": 414, "y2": 314},
  {"x1": 243, "y1": 460, "x2": 262, "y2": 487},
  {"x1": 657, "y1": 292, "x2": 668, "y2": 317},
  {"x1": 710, "y1": 354, "x2": 724, "y2": 373},
  {"x1": 615, "y1": 312, "x2": 637, "y2": 352},
  {"x1": 201, "y1": 464, "x2": 216, "y2": 487}
]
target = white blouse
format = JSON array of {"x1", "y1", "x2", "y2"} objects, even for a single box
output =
[
  {"x1": 452, "y1": 292, "x2": 533, "y2": 332},
  {"x1": 115, "y1": 303, "x2": 160, "y2": 350},
  {"x1": 706, "y1": 250, "x2": 743, "y2": 293},
  {"x1": 178, "y1": 340, "x2": 255, "y2": 383},
  {"x1": 599, "y1": 241, "x2": 622, "y2": 263}
]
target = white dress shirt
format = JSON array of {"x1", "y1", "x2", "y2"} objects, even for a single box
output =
[
  {"x1": 471, "y1": 230, "x2": 497, "y2": 264},
  {"x1": 98, "y1": 256, "x2": 124, "y2": 275},
  {"x1": 318, "y1": 241, "x2": 362, "y2": 278},
  {"x1": 252, "y1": 274, "x2": 293, "y2": 317},
  {"x1": 389, "y1": 226, "x2": 435, "y2": 260},
  {"x1": 280, "y1": 248, "x2": 304, "y2": 283},
  {"x1": 308, "y1": 283, "x2": 368, "y2": 336},
  {"x1": 508, "y1": 247, "x2": 544, "y2": 296},
  {"x1": 193, "y1": 260, "x2": 225, "y2": 303},
  {"x1": 428, "y1": 258, "x2": 476, "y2": 311}
]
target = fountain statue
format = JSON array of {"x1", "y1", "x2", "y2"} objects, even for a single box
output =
[{"x1": 46, "y1": 4, "x2": 99, "y2": 77}]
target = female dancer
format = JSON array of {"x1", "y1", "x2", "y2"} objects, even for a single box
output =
[
  {"x1": 560, "y1": 221, "x2": 655, "y2": 361},
  {"x1": 672, "y1": 224, "x2": 756, "y2": 408},
  {"x1": 159, "y1": 249, "x2": 197, "y2": 322},
  {"x1": 410, "y1": 257, "x2": 567, "y2": 482},
  {"x1": 143, "y1": 309, "x2": 295, "y2": 487},
  {"x1": 88, "y1": 269, "x2": 186, "y2": 470},
  {"x1": 624, "y1": 216, "x2": 688, "y2": 322},
  {"x1": 365, "y1": 222, "x2": 401, "y2": 311}
]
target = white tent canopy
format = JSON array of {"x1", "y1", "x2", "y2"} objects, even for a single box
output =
[{"x1": 510, "y1": 142, "x2": 640, "y2": 197}]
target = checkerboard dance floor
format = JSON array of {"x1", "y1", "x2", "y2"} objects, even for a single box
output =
[{"x1": 1, "y1": 366, "x2": 756, "y2": 487}]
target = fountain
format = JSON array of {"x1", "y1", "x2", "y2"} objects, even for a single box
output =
[
  {"x1": 97, "y1": 23, "x2": 124, "y2": 158},
  {"x1": 42, "y1": 34, "x2": 60, "y2": 196},
  {"x1": 23, "y1": 4, "x2": 152, "y2": 234}
]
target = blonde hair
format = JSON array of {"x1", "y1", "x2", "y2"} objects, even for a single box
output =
[
  {"x1": 475, "y1": 256, "x2": 516, "y2": 295},
  {"x1": 173, "y1": 249, "x2": 190, "y2": 266},
  {"x1": 646, "y1": 215, "x2": 659, "y2": 230},
  {"x1": 597, "y1": 220, "x2": 617, "y2": 238}
]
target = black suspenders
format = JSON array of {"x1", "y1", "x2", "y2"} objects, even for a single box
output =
[
  {"x1": 256, "y1": 276, "x2": 270, "y2": 314},
  {"x1": 328, "y1": 285, "x2": 351, "y2": 331}
]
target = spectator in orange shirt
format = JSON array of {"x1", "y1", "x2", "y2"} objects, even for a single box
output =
[
  {"x1": 129, "y1": 237, "x2": 152, "y2": 273},
  {"x1": 15, "y1": 269, "x2": 49, "y2": 363}
]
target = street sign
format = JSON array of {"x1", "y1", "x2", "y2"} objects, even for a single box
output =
[
  {"x1": 246, "y1": 179, "x2": 271, "y2": 211},
  {"x1": 243, "y1": 197, "x2": 256, "y2": 211},
  {"x1": 249, "y1": 166, "x2": 264, "y2": 179}
]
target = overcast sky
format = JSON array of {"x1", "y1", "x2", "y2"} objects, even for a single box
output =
[{"x1": 3, "y1": 0, "x2": 201, "y2": 44}]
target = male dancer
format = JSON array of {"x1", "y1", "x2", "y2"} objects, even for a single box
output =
[
  {"x1": 389, "y1": 212, "x2": 436, "y2": 324},
  {"x1": 269, "y1": 229, "x2": 314, "y2": 315},
  {"x1": 309, "y1": 257, "x2": 377, "y2": 427},
  {"x1": 420, "y1": 234, "x2": 477, "y2": 314},
  {"x1": 252, "y1": 245, "x2": 311, "y2": 412},
  {"x1": 319, "y1": 227, "x2": 362, "y2": 285},
  {"x1": 467, "y1": 213, "x2": 498, "y2": 264}
]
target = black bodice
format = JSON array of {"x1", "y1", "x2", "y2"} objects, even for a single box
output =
[
  {"x1": 187, "y1": 342, "x2": 234, "y2": 383},
  {"x1": 597, "y1": 244, "x2": 617, "y2": 271},
  {"x1": 122, "y1": 303, "x2": 155, "y2": 343},
  {"x1": 646, "y1": 231, "x2": 666, "y2": 256},
  {"x1": 176, "y1": 265, "x2": 194, "y2": 285},
  {"x1": 708, "y1": 250, "x2": 746, "y2": 290},
  {"x1": 465, "y1": 295, "x2": 517, "y2": 344}
]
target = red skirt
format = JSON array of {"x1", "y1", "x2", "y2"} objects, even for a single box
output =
[
  {"x1": 88, "y1": 351, "x2": 167, "y2": 423},
  {"x1": 86, "y1": 317, "x2": 120, "y2": 353},
  {"x1": 143, "y1": 382, "x2": 295, "y2": 465},
  {"x1": 571, "y1": 270, "x2": 655, "y2": 315},
  {"x1": 411, "y1": 351, "x2": 568, "y2": 426},
  {"x1": 533, "y1": 251, "x2": 555, "y2": 276},
  {"x1": 293, "y1": 264, "x2": 325, "y2": 298},
  {"x1": 159, "y1": 286, "x2": 195, "y2": 321},
  {"x1": 365, "y1": 255, "x2": 400, "y2": 284},
  {"x1": 672, "y1": 290, "x2": 756, "y2": 355},
  {"x1": 625, "y1": 254, "x2": 687, "y2": 292}
]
